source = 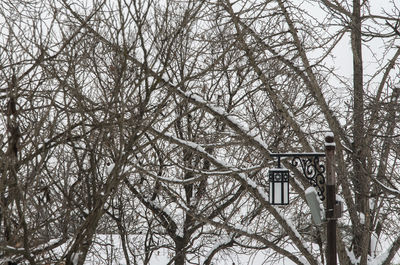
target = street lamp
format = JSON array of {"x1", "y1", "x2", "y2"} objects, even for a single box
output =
[
  {"x1": 268, "y1": 153, "x2": 326, "y2": 205},
  {"x1": 268, "y1": 167, "x2": 290, "y2": 205},
  {"x1": 267, "y1": 134, "x2": 339, "y2": 265}
]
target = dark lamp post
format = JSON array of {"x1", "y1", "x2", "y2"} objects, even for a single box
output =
[
  {"x1": 269, "y1": 168, "x2": 290, "y2": 205},
  {"x1": 267, "y1": 133, "x2": 338, "y2": 265}
]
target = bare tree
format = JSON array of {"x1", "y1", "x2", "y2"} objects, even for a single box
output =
[{"x1": 1, "y1": 0, "x2": 400, "y2": 265}]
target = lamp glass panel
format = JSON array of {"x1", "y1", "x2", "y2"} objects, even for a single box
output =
[
  {"x1": 283, "y1": 181, "x2": 289, "y2": 204},
  {"x1": 274, "y1": 182, "x2": 282, "y2": 204}
]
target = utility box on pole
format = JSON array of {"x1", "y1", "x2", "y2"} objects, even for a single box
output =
[{"x1": 305, "y1": 187, "x2": 325, "y2": 225}]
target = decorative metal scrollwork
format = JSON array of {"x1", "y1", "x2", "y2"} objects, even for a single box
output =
[
  {"x1": 291, "y1": 155, "x2": 326, "y2": 201},
  {"x1": 270, "y1": 153, "x2": 326, "y2": 201}
]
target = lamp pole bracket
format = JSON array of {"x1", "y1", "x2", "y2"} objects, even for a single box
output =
[{"x1": 270, "y1": 153, "x2": 326, "y2": 201}]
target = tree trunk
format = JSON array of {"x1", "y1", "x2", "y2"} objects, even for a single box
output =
[
  {"x1": 351, "y1": 0, "x2": 369, "y2": 263},
  {"x1": 174, "y1": 237, "x2": 186, "y2": 265}
]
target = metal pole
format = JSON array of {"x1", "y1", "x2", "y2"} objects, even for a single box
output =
[{"x1": 325, "y1": 133, "x2": 336, "y2": 265}]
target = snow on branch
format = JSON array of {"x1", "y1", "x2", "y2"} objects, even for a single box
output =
[
  {"x1": 368, "y1": 234, "x2": 400, "y2": 265},
  {"x1": 61, "y1": 21, "x2": 323, "y2": 261},
  {"x1": 202, "y1": 235, "x2": 235, "y2": 265},
  {"x1": 181, "y1": 90, "x2": 272, "y2": 157},
  {"x1": 124, "y1": 178, "x2": 179, "y2": 238},
  {"x1": 150, "y1": 127, "x2": 321, "y2": 265},
  {"x1": 372, "y1": 177, "x2": 400, "y2": 197},
  {"x1": 149, "y1": 127, "x2": 270, "y2": 201},
  {"x1": 164, "y1": 192, "x2": 308, "y2": 265}
]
